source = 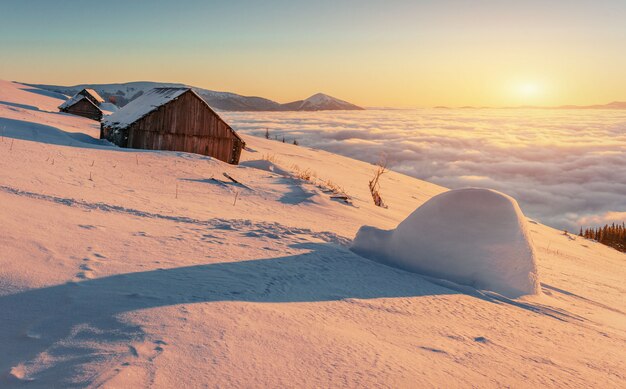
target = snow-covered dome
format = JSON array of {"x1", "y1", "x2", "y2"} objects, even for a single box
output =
[{"x1": 352, "y1": 188, "x2": 540, "y2": 298}]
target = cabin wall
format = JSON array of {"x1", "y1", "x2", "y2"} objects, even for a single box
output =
[
  {"x1": 62, "y1": 99, "x2": 102, "y2": 121},
  {"x1": 126, "y1": 92, "x2": 243, "y2": 164},
  {"x1": 100, "y1": 125, "x2": 128, "y2": 147}
]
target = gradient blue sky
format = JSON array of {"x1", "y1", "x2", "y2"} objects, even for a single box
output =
[{"x1": 1, "y1": 0, "x2": 625, "y2": 106}]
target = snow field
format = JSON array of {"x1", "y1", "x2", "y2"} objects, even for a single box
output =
[{"x1": 0, "y1": 80, "x2": 624, "y2": 388}]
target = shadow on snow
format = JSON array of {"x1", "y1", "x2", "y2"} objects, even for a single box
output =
[
  {"x1": 0, "y1": 117, "x2": 215, "y2": 162},
  {"x1": 0, "y1": 117, "x2": 107, "y2": 148},
  {"x1": 0, "y1": 239, "x2": 590, "y2": 386},
  {"x1": 0, "y1": 242, "x2": 450, "y2": 385}
]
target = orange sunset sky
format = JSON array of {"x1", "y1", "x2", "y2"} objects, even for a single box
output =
[{"x1": 1, "y1": 0, "x2": 625, "y2": 107}]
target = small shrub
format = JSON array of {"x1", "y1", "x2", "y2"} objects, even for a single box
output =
[{"x1": 369, "y1": 157, "x2": 388, "y2": 208}]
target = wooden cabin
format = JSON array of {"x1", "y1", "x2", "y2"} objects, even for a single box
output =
[
  {"x1": 58, "y1": 95, "x2": 103, "y2": 121},
  {"x1": 100, "y1": 88, "x2": 245, "y2": 164}
]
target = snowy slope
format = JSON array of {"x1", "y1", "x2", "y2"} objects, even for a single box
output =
[
  {"x1": 26, "y1": 81, "x2": 284, "y2": 112},
  {"x1": 28, "y1": 82, "x2": 363, "y2": 112},
  {"x1": 0, "y1": 80, "x2": 624, "y2": 388}
]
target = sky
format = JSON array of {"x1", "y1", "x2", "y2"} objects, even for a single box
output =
[{"x1": 1, "y1": 0, "x2": 625, "y2": 107}]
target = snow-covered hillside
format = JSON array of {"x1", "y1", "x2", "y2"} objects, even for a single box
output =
[
  {"x1": 0, "y1": 80, "x2": 624, "y2": 388},
  {"x1": 28, "y1": 82, "x2": 363, "y2": 112}
]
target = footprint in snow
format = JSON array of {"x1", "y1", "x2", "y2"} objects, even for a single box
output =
[
  {"x1": 419, "y1": 346, "x2": 448, "y2": 354},
  {"x1": 474, "y1": 336, "x2": 489, "y2": 343},
  {"x1": 127, "y1": 340, "x2": 165, "y2": 360},
  {"x1": 75, "y1": 271, "x2": 94, "y2": 280}
]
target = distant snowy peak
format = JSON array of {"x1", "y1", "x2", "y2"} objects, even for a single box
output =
[
  {"x1": 284, "y1": 93, "x2": 364, "y2": 111},
  {"x1": 27, "y1": 82, "x2": 363, "y2": 112}
]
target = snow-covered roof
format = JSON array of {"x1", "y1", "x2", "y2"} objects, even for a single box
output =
[
  {"x1": 82, "y1": 88, "x2": 105, "y2": 104},
  {"x1": 58, "y1": 94, "x2": 99, "y2": 110},
  {"x1": 102, "y1": 88, "x2": 189, "y2": 129},
  {"x1": 101, "y1": 88, "x2": 243, "y2": 142}
]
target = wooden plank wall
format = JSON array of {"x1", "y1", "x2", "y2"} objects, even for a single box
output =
[
  {"x1": 63, "y1": 99, "x2": 102, "y2": 121},
  {"x1": 126, "y1": 91, "x2": 243, "y2": 164}
]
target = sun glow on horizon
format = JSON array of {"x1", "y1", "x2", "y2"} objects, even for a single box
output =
[
  {"x1": 497, "y1": 78, "x2": 553, "y2": 107},
  {"x1": 518, "y1": 82, "x2": 540, "y2": 98},
  {"x1": 510, "y1": 81, "x2": 548, "y2": 105}
]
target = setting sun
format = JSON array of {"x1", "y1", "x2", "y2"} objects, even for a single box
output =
[
  {"x1": 518, "y1": 83, "x2": 540, "y2": 99},
  {"x1": 505, "y1": 80, "x2": 549, "y2": 105}
]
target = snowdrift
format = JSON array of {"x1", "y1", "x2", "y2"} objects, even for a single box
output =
[
  {"x1": 352, "y1": 188, "x2": 540, "y2": 298},
  {"x1": 0, "y1": 117, "x2": 109, "y2": 148}
]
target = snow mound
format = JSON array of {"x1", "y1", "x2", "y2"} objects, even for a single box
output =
[{"x1": 352, "y1": 188, "x2": 540, "y2": 298}]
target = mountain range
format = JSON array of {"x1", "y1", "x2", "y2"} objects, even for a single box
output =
[{"x1": 26, "y1": 81, "x2": 364, "y2": 112}]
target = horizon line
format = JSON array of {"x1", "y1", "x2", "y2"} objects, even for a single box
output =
[{"x1": 12, "y1": 79, "x2": 626, "y2": 111}]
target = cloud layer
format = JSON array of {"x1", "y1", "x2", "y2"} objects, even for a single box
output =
[{"x1": 223, "y1": 109, "x2": 626, "y2": 231}]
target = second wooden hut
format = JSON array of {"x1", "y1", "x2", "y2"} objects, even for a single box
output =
[{"x1": 58, "y1": 88, "x2": 105, "y2": 121}]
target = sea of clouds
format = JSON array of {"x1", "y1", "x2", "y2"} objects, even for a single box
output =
[{"x1": 223, "y1": 108, "x2": 626, "y2": 231}]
